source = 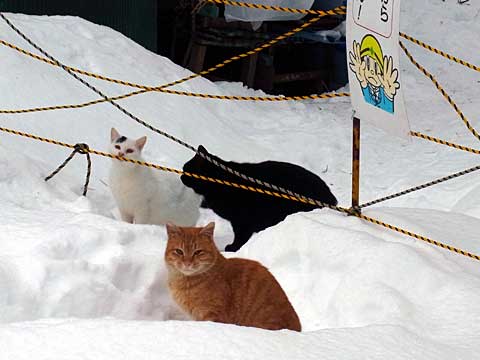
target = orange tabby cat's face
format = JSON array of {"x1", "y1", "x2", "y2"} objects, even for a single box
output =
[{"x1": 165, "y1": 222, "x2": 218, "y2": 276}]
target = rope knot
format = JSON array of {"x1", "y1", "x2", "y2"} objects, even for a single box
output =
[
  {"x1": 74, "y1": 143, "x2": 89, "y2": 154},
  {"x1": 45, "y1": 143, "x2": 92, "y2": 196}
]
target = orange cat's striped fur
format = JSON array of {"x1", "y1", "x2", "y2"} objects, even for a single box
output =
[{"x1": 164, "y1": 222, "x2": 301, "y2": 331}]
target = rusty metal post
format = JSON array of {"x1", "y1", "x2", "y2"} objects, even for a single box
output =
[{"x1": 352, "y1": 115, "x2": 361, "y2": 213}]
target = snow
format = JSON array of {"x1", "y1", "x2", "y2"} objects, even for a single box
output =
[{"x1": 0, "y1": 0, "x2": 480, "y2": 358}]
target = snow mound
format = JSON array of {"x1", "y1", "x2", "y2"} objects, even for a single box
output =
[
  {"x1": 0, "y1": 1, "x2": 480, "y2": 358},
  {"x1": 1, "y1": 147, "x2": 479, "y2": 358}
]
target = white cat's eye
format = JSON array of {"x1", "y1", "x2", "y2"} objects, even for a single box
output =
[
  {"x1": 193, "y1": 250, "x2": 203, "y2": 256},
  {"x1": 126, "y1": 149, "x2": 134, "y2": 154},
  {"x1": 175, "y1": 249, "x2": 184, "y2": 256},
  {"x1": 115, "y1": 145, "x2": 120, "y2": 150}
]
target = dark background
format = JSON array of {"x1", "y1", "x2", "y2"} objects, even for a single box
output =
[
  {"x1": 0, "y1": 0, "x2": 172, "y2": 54},
  {"x1": 0, "y1": 1, "x2": 347, "y2": 95}
]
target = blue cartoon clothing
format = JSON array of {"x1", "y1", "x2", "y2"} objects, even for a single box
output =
[{"x1": 361, "y1": 85, "x2": 394, "y2": 114}]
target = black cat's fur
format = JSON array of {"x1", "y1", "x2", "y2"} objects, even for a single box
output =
[{"x1": 181, "y1": 145, "x2": 338, "y2": 252}]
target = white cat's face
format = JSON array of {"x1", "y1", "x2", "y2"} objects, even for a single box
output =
[{"x1": 110, "y1": 128, "x2": 147, "y2": 160}]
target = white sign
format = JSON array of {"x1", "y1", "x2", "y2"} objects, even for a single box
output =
[{"x1": 346, "y1": 0, "x2": 410, "y2": 138}]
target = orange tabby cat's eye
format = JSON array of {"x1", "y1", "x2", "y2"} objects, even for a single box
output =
[
  {"x1": 193, "y1": 250, "x2": 203, "y2": 256},
  {"x1": 175, "y1": 249, "x2": 184, "y2": 256}
]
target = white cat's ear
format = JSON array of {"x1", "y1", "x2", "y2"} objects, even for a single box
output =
[
  {"x1": 200, "y1": 222, "x2": 215, "y2": 237},
  {"x1": 136, "y1": 136, "x2": 147, "y2": 151},
  {"x1": 166, "y1": 222, "x2": 181, "y2": 236},
  {"x1": 111, "y1": 128, "x2": 120, "y2": 142}
]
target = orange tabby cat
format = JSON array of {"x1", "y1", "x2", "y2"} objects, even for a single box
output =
[{"x1": 164, "y1": 222, "x2": 301, "y2": 332}]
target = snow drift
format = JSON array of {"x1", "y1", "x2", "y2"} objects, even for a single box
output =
[{"x1": 0, "y1": 0, "x2": 480, "y2": 358}]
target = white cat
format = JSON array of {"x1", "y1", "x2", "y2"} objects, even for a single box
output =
[{"x1": 108, "y1": 128, "x2": 201, "y2": 226}]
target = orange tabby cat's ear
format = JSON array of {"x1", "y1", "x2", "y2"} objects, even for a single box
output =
[
  {"x1": 166, "y1": 222, "x2": 181, "y2": 236},
  {"x1": 199, "y1": 222, "x2": 215, "y2": 237}
]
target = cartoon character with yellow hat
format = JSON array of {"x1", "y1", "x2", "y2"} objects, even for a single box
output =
[{"x1": 349, "y1": 34, "x2": 400, "y2": 114}]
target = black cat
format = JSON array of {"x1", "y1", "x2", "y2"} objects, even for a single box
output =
[{"x1": 181, "y1": 145, "x2": 338, "y2": 252}]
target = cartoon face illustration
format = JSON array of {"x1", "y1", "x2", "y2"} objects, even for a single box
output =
[
  {"x1": 349, "y1": 34, "x2": 400, "y2": 114},
  {"x1": 363, "y1": 56, "x2": 382, "y2": 87}
]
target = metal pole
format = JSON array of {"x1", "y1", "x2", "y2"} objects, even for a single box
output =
[{"x1": 352, "y1": 115, "x2": 361, "y2": 213}]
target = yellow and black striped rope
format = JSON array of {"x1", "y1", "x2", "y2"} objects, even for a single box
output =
[
  {"x1": 45, "y1": 143, "x2": 92, "y2": 196},
  {"x1": 158, "y1": 12, "x2": 337, "y2": 89},
  {"x1": 0, "y1": 38, "x2": 175, "y2": 91},
  {"x1": 0, "y1": 39, "x2": 349, "y2": 104},
  {"x1": 206, "y1": 0, "x2": 347, "y2": 16},
  {"x1": 0, "y1": 125, "x2": 328, "y2": 206},
  {"x1": 400, "y1": 32, "x2": 480, "y2": 73},
  {"x1": 0, "y1": 90, "x2": 143, "y2": 114},
  {"x1": 4, "y1": 31, "x2": 475, "y2": 98},
  {"x1": 62, "y1": 14, "x2": 330, "y2": 94},
  {"x1": 400, "y1": 41, "x2": 480, "y2": 142},
  {"x1": 411, "y1": 131, "x2": 480, "y2": 155},
  {"x1": 0, "y1": 39, "x2": 58, "y2": 67},
  {"x1": 0, "y1": 90, "x2": 350, "y2": 114},
  {"x1": 0, "y1": 10, "x2": 331, "y2": 94},
  {"x1": 0, "y1": 10, "x2": 348, "y2": 110},
  {"x1": 1, "y1": 124, "x2": 479, "y2": 262},
  {"x1": 358, "y1": 163, "x2": 480, "y2": 209},
  {"x1": 357, "y1": 131, "x2": 480, "y2": 208},
  {"x1": 0, "y1": 13, "x2": 348, "y2": 115},
  {"x1": 358, "y1": 213, "x2": 480, "y2": 261},
  {"x1": 192, "y1": 0, "x2": 210, "y2": 14},
  {"x1": 0, "y1": 12, "x2": 350, "y2": 207}
]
